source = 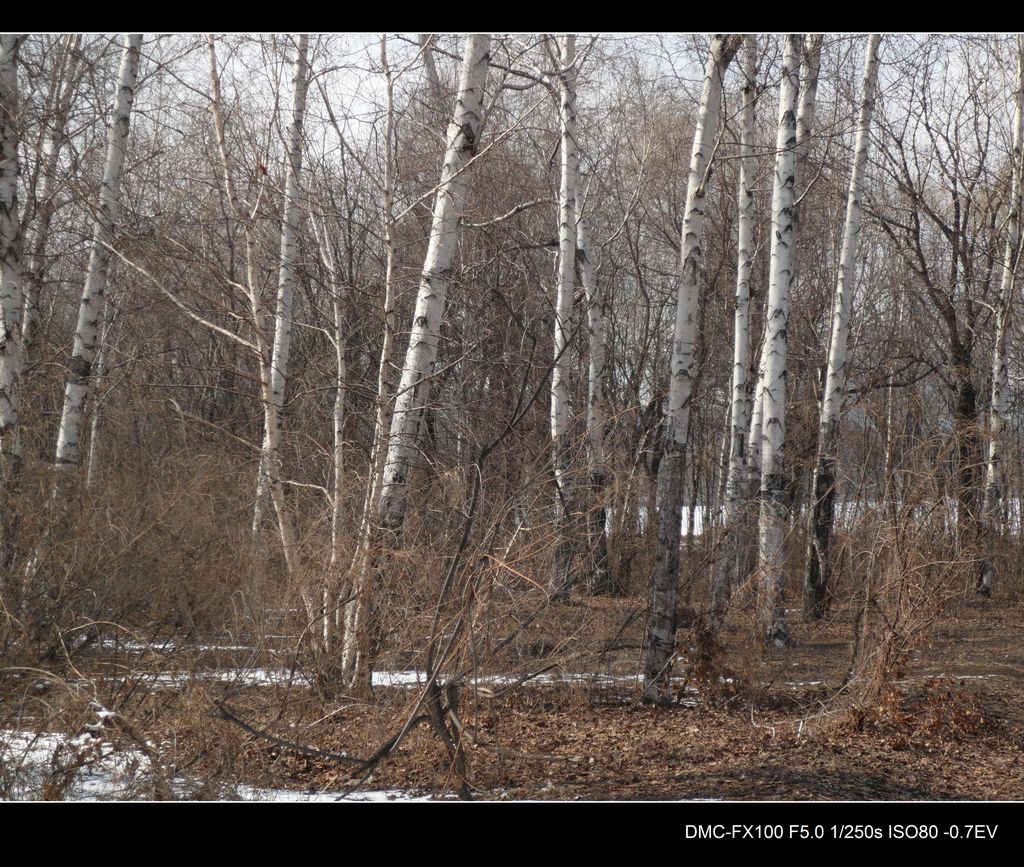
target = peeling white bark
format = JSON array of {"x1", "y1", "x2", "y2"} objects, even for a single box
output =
[
  {"x1": 377, "y1": 34, "x2": 490, "y2": 528},
  {"x1": 254, "y1": 34, "x2": 309, "y2": 585},
  {"x1": 643, "y1": 34, "x2": 739, "y2": 702},
  {"x1": 344, "y1": 35, "x2": 491, "y2": 693},
  {"x1": 0, "y1": 35, "x2": 23, "y2": 466},
  {"x1": 712, "y1": 35, "x2": 758, "y2": 619},
  {"x1": 749, "y1": 34, "x2": 821, "y2": 500},
  {"x1": 54, "y1": 34, "x2": 142, "y2": 474},
  {"x1": 795, "y1": 35, "x2": 822, "y2": 182},
  {"x1": 551, "y1": 34, "x2": 578, "y2": 596},
  {"x1": 757, "y1": 34, "x2": 802, "y2": 648}
]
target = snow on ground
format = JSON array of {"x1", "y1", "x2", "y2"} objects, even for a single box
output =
[
  {"x1": 234, "y1": 784, "x2": 440, "y2": 802},
  {"x1": 130, "y1": 667, "x2": 312, "y2": 689},
  {"x1": 0, "y1": 727, "x2": 439, "y2": 801},
  {"x1": 100, "y1": 639, "x2": 255, "y2": 653},
  {"x1": 1, "y1": 728, "x2": 153, "y2": 800},
  {"x1": 103, "y1": 661, "x2": 754, "y2": 698}
]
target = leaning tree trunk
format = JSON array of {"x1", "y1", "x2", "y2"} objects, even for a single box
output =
[
  {"x1": 342, "y1": 34, "x2": 491, "y2": 693},
  {"x1": 757, "y1": 34, "x2": 802, "y2": 648},
  {"x1": 577, "y1": 164, "x2": 613, "y2": 594},
  {"x1": 376, "y1": 35, "x2": 490, "y2": 530},
  {"x1": 643, "y1": 34, "x2": 740, "y2": 703},
  {"x1": 803, "y1": 34, "x2": 881, "y2": 619},
  {"x1": 980, "y1": 35, "x2": 1024, "y2": 597},
  {"x1": 551, "y1": 34, "x2": 578, "y2": 597},
  {"x1": 54, "y1": 34, "x2": 142, "y2": 477},
  {"x1": 711, "y1": 35, "x2": 757, "y2": 621}
]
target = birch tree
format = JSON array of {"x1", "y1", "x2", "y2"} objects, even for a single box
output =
[
  {"x1": 207, "y1": 36, "x2": 302, "y2": 584},
  {"x1": 711, "y1": 35, "x2": 757, "y2": 620},
  {"x1": 252, "y1": 34, "x2": 309, "y2": 587},
  {"x1": 747, "y1": 34, "x2": 820, "y2": 505},
  {"x1": 343, "y1": 34, "x2": 491, "y2": 691},
  {"x1": 551, "y1": 34, "x2": 578, "y2": 596},
  {"x1": 980, "y1": 35, "x2": 1024, "y2": 597},
  {"x1": 795, "y1": 35, "x2": 822, "y2": 188},
  {"x1": 0, "y1": 35, "x2": 22, "y2": 471},
  {"x1": 54, "y1": 34, "x2": 142, "y2": 475},
  {"x1": 803, "y1": 34, "x2": 881, "y2": 618},
  {"x1": 375, "y1": 34, "x2": 491, "y2": 530},
  {"x1": 643, "y1": 34, "x2": 740, "y2": 703},
  {"x1": 757, "y1": 34, "x2": 801, "y2": 648},
  {"x1": 312, "y1": 37, "x2": 405, "y2": 660},
  {"x1": 0, "y1": 35, "x2": 23, "y2": 574}
]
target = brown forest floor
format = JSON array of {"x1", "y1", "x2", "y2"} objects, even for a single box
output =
[{"x1": 98, "y1": 591, "x2": 1024, "y2": 801}]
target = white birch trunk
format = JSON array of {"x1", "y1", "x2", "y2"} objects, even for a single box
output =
[
  {"x1": 757, "y1": 34, "x2": 802, "y2": 648},
  {"x1": 0, "y1": 35, "x2": 23, "y2": 469},
  {"x1": 343, "y1": 35, "x2": 490, "y2": 693},
  {"x1": 253, "y1": 35, "x2": 308, "y2": 561},
  {"x1": 54, "y1": 34, "x2": 142, "y2": 474},
  {"x1": 259, "y1": 34, "x2": 308, "y2": 588},
  {"x1": 980, "y1": 35, "x2": 1024, "y2": 596},
  {"x1": 795, "y1": 35, "x2": 822, "y2": 183},
  {"x1": 376, "y1": 34, "x2": 490, "y2": 528},
  {"x1": 0, "y1": 35, "x2": 23, "y2": 579},
  {"x1": 345, "y1": 34, "x2": 403, "y2": 588},
  {"x1": 748, "y1": 34, "x2": 821, "y2": 499},
  {"x1": 643, "y1": 35, "x2": 739, "y2": 702},
  {"x1": 711, "y1": 35, "x2": 757, "y2": 619},
  {"x1": 803, "y1": 34, "x2": 881, "y2": 618},
  {"x1": 747, "y1": 348, "x2": 766, "y2": 494},
  {"x1": 551, "y1": 34, "x2": 578, "y2": 596}
]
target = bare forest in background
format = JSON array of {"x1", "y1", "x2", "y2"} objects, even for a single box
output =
[{"x1": 1, "y1": 33, "x2": 1023, "y2": 801}]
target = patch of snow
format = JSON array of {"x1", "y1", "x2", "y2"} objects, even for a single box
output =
[
  {"x1": 234, "y1": 784, "x2": 439, "y2": 802},
  {"x1": 2, "y1": 728, "x2": 437, "y2": 802},
  {"x1": 120, "y1": 667, "x2": 311, "y2": 690},
  {"x1": 100, "y1": 639, "x2": 262, "y2": 654},
  {"x1": 372, "y1": 670, "x2": 428, "y2": 687},
  {"x1": 1, "y1": 728, "x2": 152, "y2": 801}
]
